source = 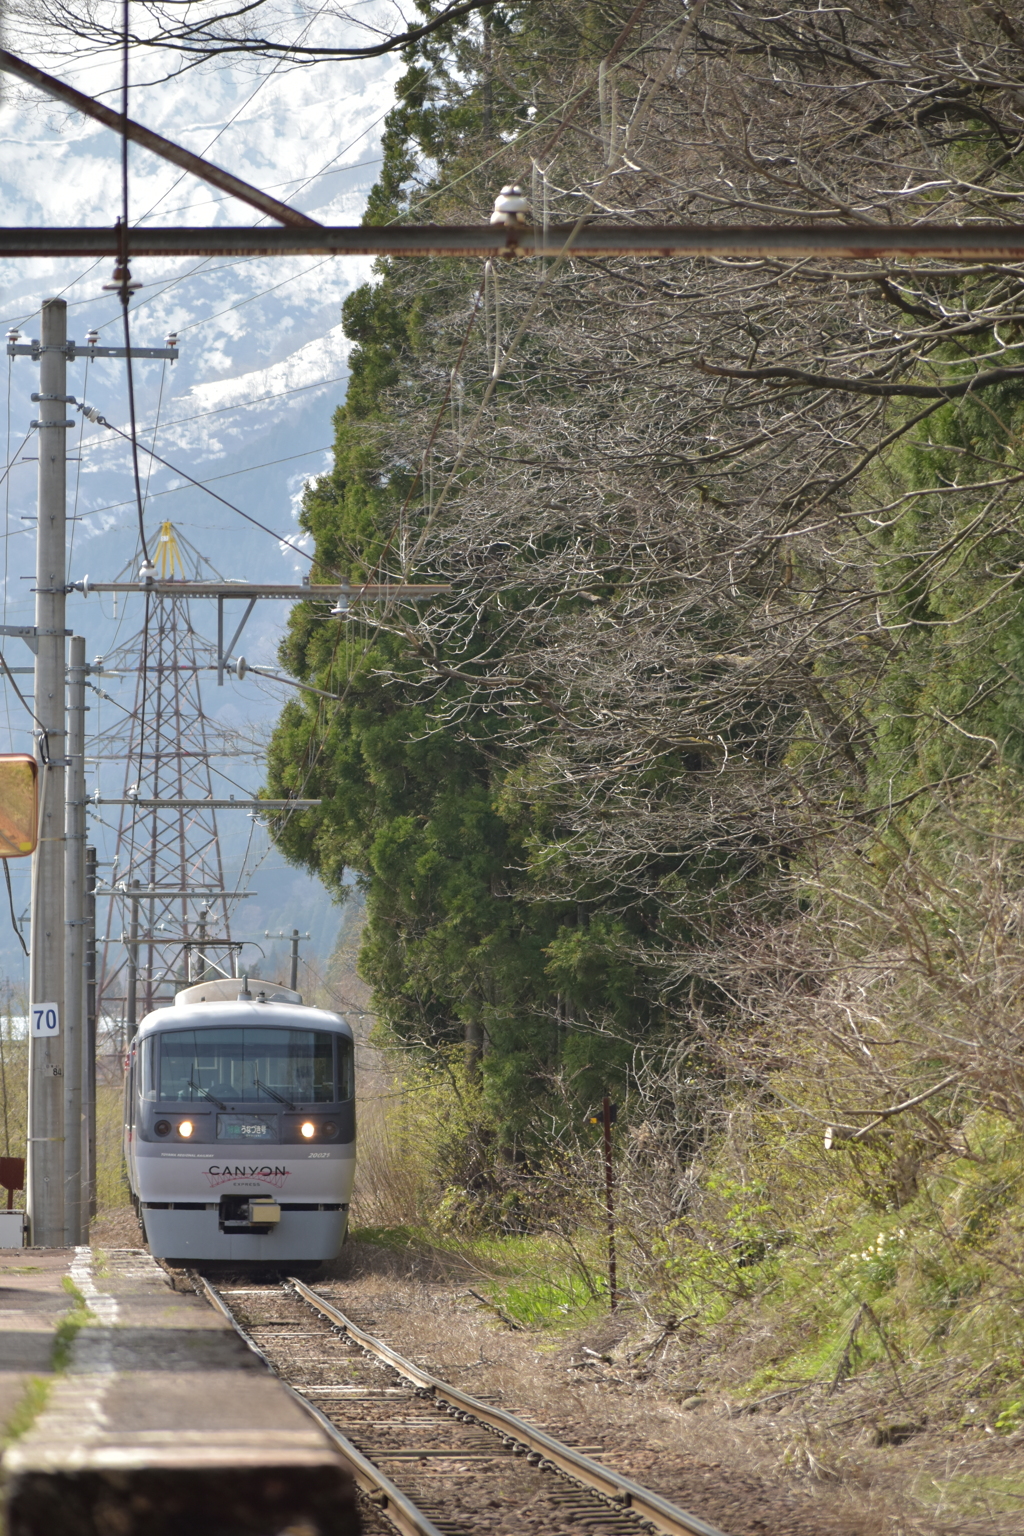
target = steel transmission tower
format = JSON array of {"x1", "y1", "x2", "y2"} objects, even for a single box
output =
[{"x1": 96, "y1": 523, "x2": 246, "y2": 1038}]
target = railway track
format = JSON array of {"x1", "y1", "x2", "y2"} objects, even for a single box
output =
[{"x1": 194, "y1": 1274, "x2": 729, "y2": 1536}]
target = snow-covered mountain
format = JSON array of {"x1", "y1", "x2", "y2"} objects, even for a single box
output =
[{"x1": 0, "y1": 27, "x2": 401, "y2": 989}]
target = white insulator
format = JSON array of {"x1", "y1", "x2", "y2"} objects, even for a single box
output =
[
  {"x1": 490, "y1": 183, "x2": 531, "y2": 226},
  {"x1": 138, "y1": 559, "x2": 157, "y2": 585}
]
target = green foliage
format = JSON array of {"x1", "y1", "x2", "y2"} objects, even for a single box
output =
[
  {"x1": 95, "y1": 1084, "x2": 130, "y2": 1212},
  {"x1": 267, "y1": 14, "x2": 1024, "y2": 1449},
  {"x1": 489, "y1": 1270, "x2": 605, "y2": 1328},
  {"x1": 859, "y1": 353, "x2": 1024, "y2": 810},
  {"x1": 263, "y1": 3, "x2": 704, "y2": 1148},
  {"x1": 1, "y1": 1376, "x2": 50, "y2": 1448},
  {"x1": 53, "y1": 1279, "x2": 94, "y2": 1370}
]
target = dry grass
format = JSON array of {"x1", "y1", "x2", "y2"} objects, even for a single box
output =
[{"x1": 317, "y1": 1252, "x2": 925, "y2": 1535}]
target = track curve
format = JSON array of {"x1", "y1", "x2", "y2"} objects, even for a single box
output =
[{"x1": 194, "y1": 1273, "x2": 731, "y2": 1536}]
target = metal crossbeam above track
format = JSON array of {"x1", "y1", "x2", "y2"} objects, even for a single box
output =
[
  {"x1": 3, "y1": 224, "x2": 1024, "y2": 261},
  {"x1": 96, "y1": 888, "x2": 256, "y2": 898},
  {"x1": 79, "y1": 581, "x2": 450, "y2": 598},
  {"x1": 94, "y1": 799, "x2": 321, "y2": 809}
]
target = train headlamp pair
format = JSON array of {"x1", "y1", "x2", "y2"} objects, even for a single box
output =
[
  {"x1": 154, "y1": 1119, "x2": 192, "y2": 1138},
  {"x1": 153, "y1": 1118, "x2": 337, "y2": 1138}
]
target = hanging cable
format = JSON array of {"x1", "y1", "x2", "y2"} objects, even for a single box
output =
[
  {"x1": 116, "y1": 0, "x2": 150, "y2": 567},
  {"x1": 67, "y1": 355, "x2": 90, "y2": 573},
  {"x1": 78, "y1": 408, "x2": 319, "y2": 562},
  {"x1": 0, "y1": 431, "x2": 34, "y2": 496},
  {"x1": 140, "y1": 359, "x2": 167, "y2": 515},
  {"x1": 4, "y1": 862, "x2": 27, "y2": 957},
  {"x1": 0, "y1": 650, "x2": 44, "y2": 730}
]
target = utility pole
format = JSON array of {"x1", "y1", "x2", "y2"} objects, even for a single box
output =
[
  {"x1": 126, "y1": 879, "x2": 140, "y2": 1042},
  {"x1": 195, "y1": 906, "x2": 208, "y2": 982},
  {"x1": 84, "y1": 845, "x2": 97, "y2": 1218},
  {"x1": 26, "y1": 297, "x2": 70, "y2": 1248},
  {"x1": 64, "y1": 635, "x2": 86, "y2": 1244},
  {"x1": 265, "y1": 928, "x2": 310, "y2": 992},
  {"x1": 602, "y1": 1096, "x2": 617, "y2": 1312}
]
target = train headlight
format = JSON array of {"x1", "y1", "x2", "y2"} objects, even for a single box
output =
[
  {"x1": 322, "y1": 1122, "x2": 338, "y2": 1138},
  {"x1": 154, "y1": 1119, "x2": 171, "y2": 1137},
  {"x1": 300, "y1": 1121, "x2": 316, "y2": 1139},
  {"x1": 178, "y1": 1120, "x2": 194, "y2": 1138}
]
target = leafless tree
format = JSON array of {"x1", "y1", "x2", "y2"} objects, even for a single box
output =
[
  {"x1": 308, "y1": 0, "x2": 1018, "y2": 1070},
  {"x1": 5, "y1": 0, "x2": 493, "y2": 74}
]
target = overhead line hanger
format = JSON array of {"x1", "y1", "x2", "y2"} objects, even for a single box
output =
[{"x1": 3, "y1": 48, "x2": 1024, "y2": 262}]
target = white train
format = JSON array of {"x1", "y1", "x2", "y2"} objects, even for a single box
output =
[{"x1": 124, "y1": 977, "x2": 355, "y2": 1266}]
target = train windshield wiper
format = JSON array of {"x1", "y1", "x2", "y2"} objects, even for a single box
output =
[
  {"x1": 188, "y1": 1077, "x2": 227, "y2": 1110},
  {"x1": 254, "y1": 1075, "x2": 296, "y2": 1111}
]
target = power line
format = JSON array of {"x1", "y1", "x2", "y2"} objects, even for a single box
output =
[
  {"x1": 75, "y1": 390, "x2": 372, "y2": 581},
  {"x1": 69, "y1": 439, "x2": 332, "y2": 526}
]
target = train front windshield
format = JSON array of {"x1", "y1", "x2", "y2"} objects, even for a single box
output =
[{"x1": 148, "y1": 1027, "x2": 353, "y2": 1105}]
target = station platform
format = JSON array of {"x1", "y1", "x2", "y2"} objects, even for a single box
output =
[
  {"x1": 0, "y1": 1246, "x2": 358, "y2": 1536},
  {"x1": 0, "y1": 1248, "x2": 74, "y2": 1439}
]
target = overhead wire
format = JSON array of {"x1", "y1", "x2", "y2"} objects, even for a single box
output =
[
  {"x1": 0, "y1": 649, "x2": 45, "y2": 729},
  {"x1": 118, "y1": 0, "x2": 150, "y2": 567},
  {"x1": 97, "y1": 372, "x2": 348, "y2": 437},
  {"x1": 67, "y1": 355, "x2": 90, "y2": 572},
  {"x1": 0, "y1": 432, "x2": 34, "y2": 498},
  {"x1": 140, "y1": 359, "x2": 168, "y2": 519},
  {"x1": 98, "y1": 0, "x2": 342, "y2": 428},
  {"x1": 59, "y1": 443, "x2": 332, "y2": 525},
  {"x1": 1, "y1": 37, "x2": 404, "y2": 858},
  {"x1": 118, "y1": 0, "x2": 150, "y2": 923},
  {"x1": 80, "y1": 411, "x2": 323, "y2": 561},
  {"x1": 91, "y1": 22, "x2": 348, "y2": 956},
  {"x1": 1, "y1": 0, "x2": 346, "y2": 332},
  {"x1": 5, "y1": 7, "x2": 674, "y2": 975},
  {"x1": 5, "y1": 862, "x2": 28, "y2": 956}
]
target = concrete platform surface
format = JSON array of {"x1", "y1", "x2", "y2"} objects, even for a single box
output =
[
  {"x1": 0, "y1": 1248, "x2": 74, "y2": 1434},
  {"x1": 2, "y1": 1247, "x2": 359, "y2": 1536}
]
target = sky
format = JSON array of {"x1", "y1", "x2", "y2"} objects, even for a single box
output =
[{"x1": 0, "y1": 6, "x2": 405, "y2": 996}]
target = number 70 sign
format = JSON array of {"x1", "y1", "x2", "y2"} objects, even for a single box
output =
[{"x1": 31, "y1": 1003, "x2": 59, "y2": 1038}]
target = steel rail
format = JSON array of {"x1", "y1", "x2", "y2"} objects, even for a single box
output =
[
  {"x1": 3, "y1": 223, "x2": 1024, "y2": 261},
  {"x1": 195, "y1": 1275, "x2": 448, "y2": 1536},
  {"x1": 289, "y1": 1277, "x2": 729, "y2": 1536}
]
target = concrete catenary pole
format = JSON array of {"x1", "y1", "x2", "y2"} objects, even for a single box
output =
[
  {"x1": 85, "y1": 844, "x2": 98, "y2": 1218},
  {"x1": 27, "y1": 296, "x2": 68, "y2": 1247},
  {"x1": 64, "y1": 634, "x2": 87, "y2": 1243}
]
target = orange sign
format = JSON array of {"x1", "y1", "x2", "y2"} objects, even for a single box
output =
[{"x1": 0, "y1": 754, "x2": 38, "y2": 857}]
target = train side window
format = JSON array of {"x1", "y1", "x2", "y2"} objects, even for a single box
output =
[
  {"x1": 337, "y1": 1035, "x2": 354, "y2": 1101},
  {"x1": 140, "y1": 1037, "x2": 157, "y2": 1099},
  {"x1": 125, "y1": 1047, "x2": 136, "y2": 1130}
]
